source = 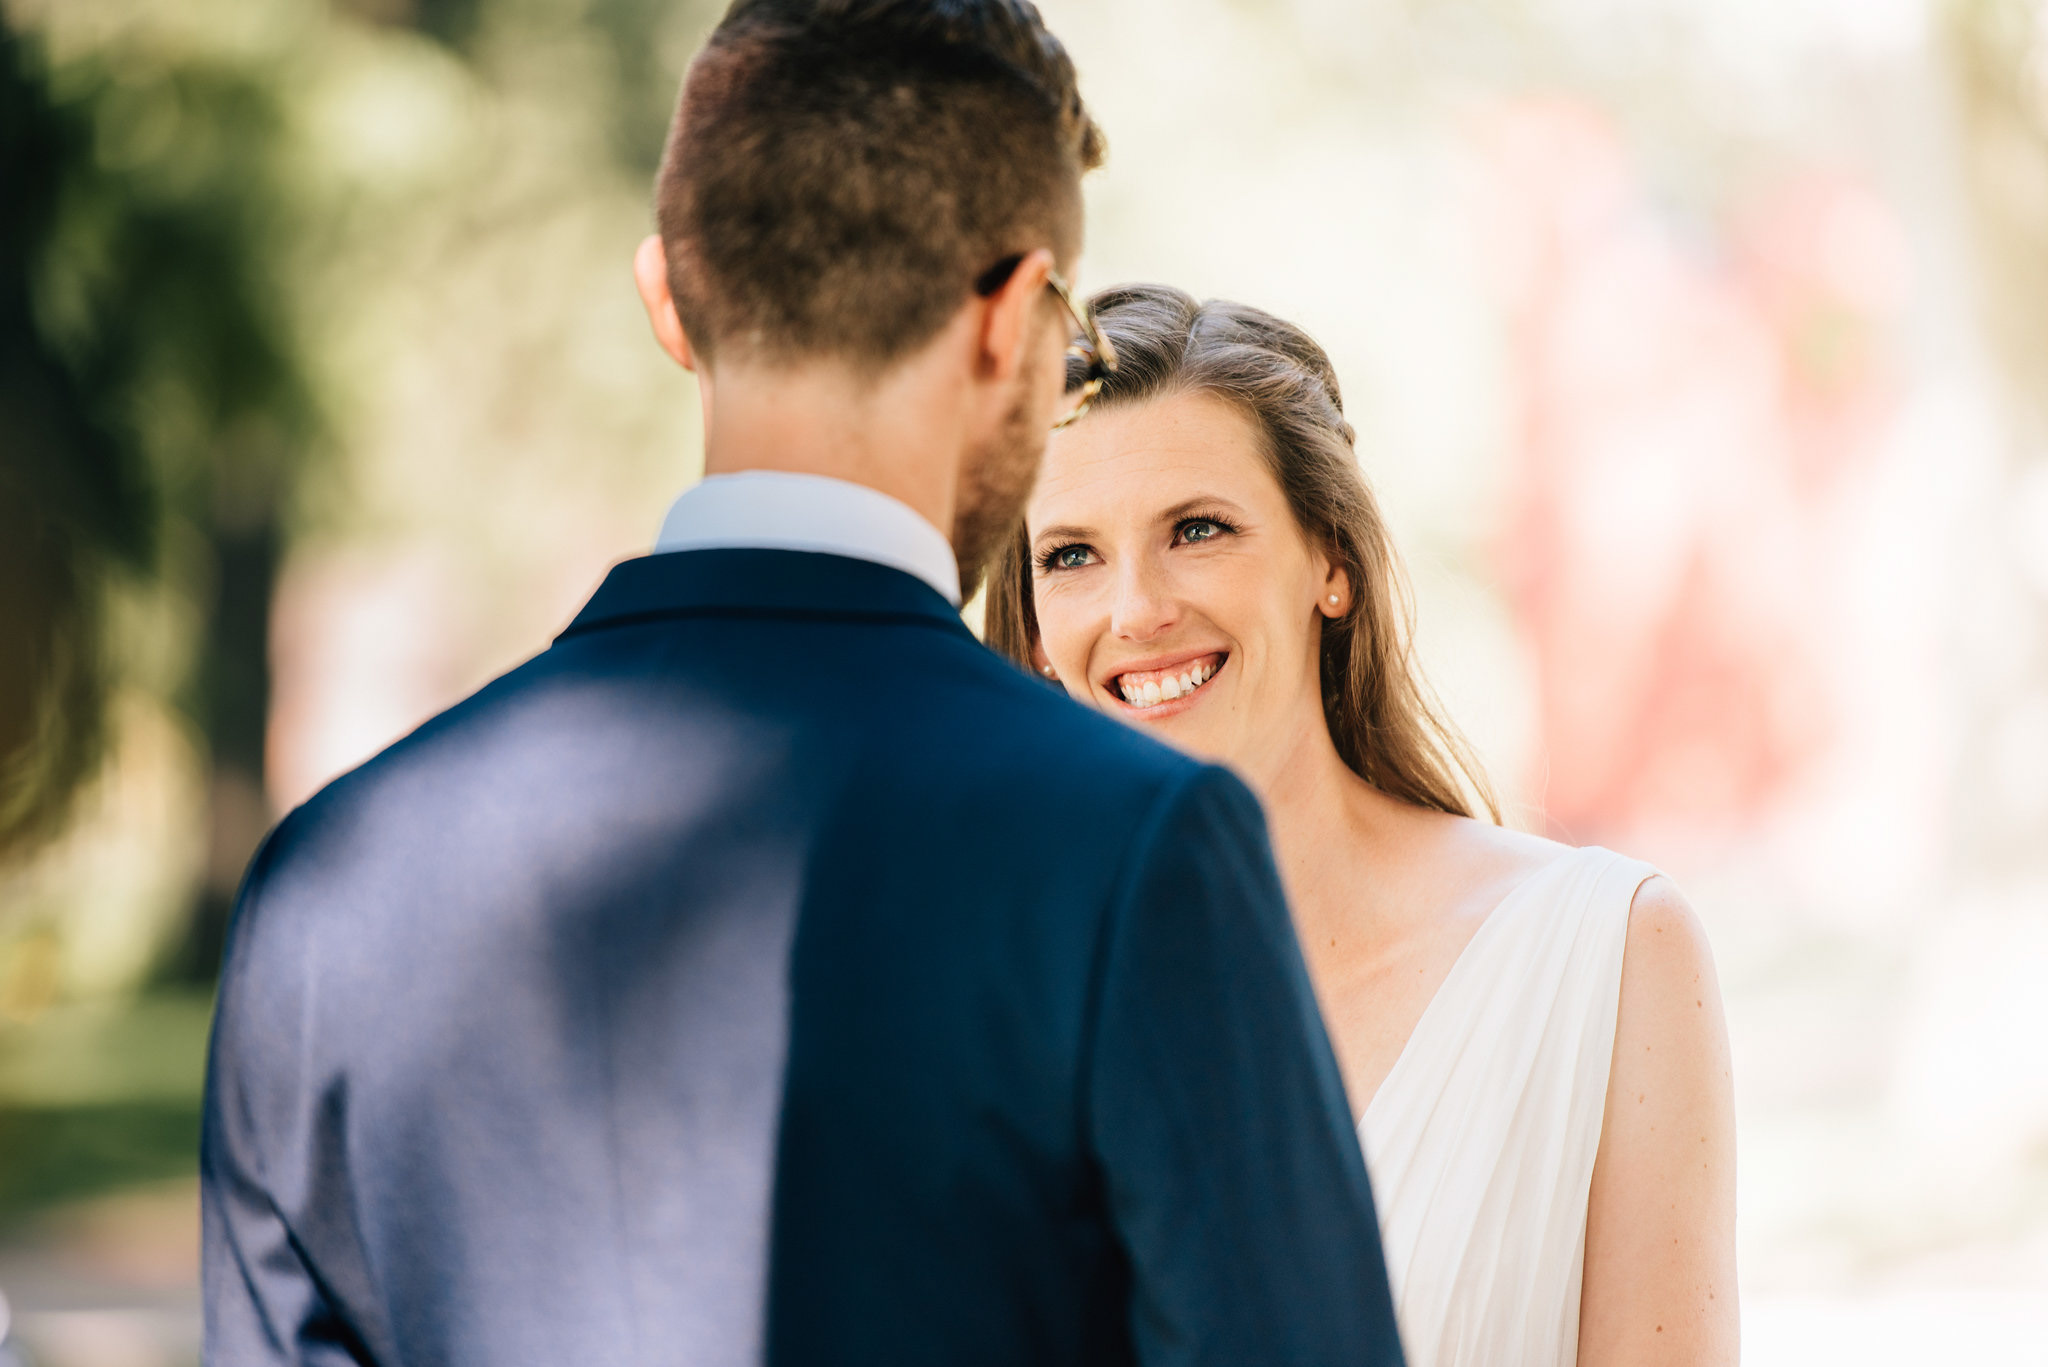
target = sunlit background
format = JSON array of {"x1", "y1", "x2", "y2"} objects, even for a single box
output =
[{"x1": 2, "y1": 0, "x2": 2045, "y2": 1363}]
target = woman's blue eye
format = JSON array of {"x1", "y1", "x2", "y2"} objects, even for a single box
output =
[
  {"x1": 1182, "y1": 520, "x2": 1221, "y2": 543},
  {"x1": 1053, "y1": 546, "x2": 1094, "y2": 569}
]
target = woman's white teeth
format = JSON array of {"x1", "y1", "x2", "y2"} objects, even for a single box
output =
[{"x1": 1118, "y1": 660, "x2": 1217, "y2": 709}]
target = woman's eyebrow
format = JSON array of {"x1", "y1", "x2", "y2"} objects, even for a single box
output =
[
  {"x1": 1158, "y1": 495, "x2": 1250, "y2": 522},
  {"x1": 1031, "y1": 523, "x2": 1094, "y2": 549}
]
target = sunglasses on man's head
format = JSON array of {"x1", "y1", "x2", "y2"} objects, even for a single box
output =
[{"x1": 973, "y1": 254, "x2": 1118, "y2": 430}]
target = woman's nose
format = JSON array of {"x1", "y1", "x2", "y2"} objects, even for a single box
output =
[{"x1": 1109, "y1": 560, "x2": 1178, "y2": 642}]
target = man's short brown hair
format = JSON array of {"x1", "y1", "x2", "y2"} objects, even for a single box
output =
[{"x1": 656, "y1": 0, "x2": 1105, "y2": 369}]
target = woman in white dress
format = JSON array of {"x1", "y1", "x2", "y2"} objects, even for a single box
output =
[{"x1": 986, "y1": 285, "x2": 1738, "y2": 1367}]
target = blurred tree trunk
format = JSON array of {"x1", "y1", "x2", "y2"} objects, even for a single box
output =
[
  {"x1": 1942, "y1": 0, "x2": 2048, "y2": 875},
  {"x1": 1947, "y1": 1, "x2": 2048, "y2": 445},
  {"x1": 177, "y1": 518, "x2": 283, "y2": 980}
]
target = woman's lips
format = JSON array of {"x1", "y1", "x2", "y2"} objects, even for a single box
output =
[{"x1": 1110, "y1": 652, "x2": 1227, "y2": 711}]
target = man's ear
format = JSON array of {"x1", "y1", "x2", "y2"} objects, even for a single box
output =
[
  {"x1": 635, "y1": 234, "x2": 698, "y2": 371},
  {"x1": 976, "y1": 248, "x2": 1057, "y2": 381}
]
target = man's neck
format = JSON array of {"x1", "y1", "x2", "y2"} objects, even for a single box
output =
[{"x1": 697, "y1": 353, "x2": 966, "y2": 544}]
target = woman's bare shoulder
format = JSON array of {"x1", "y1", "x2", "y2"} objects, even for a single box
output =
[
  {"x1": 1621, "y1": 875, "x2": 1718, "y2": 996},
  {"x1": 1440, "y1": 815, "x2": 1575, "y2": 881},
  {"x1": 1607, "y1": 873, "x2": 1730, "y2": 1136}
]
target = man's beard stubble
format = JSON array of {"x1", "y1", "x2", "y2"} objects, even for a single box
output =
[{"x1": 950, "y1": 348, "x2": 1050, "y2": 601}]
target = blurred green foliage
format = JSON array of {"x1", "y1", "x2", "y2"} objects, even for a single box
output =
[
  {"x1": 0, "y1": 993, "x2": 211, "y2": 1220},
  {"x1": 0, "y1": 22, "x2": 153, "y2": 866},
  {"x1": 2, "y1": 12, "x2": 315, "y2": 986},
  {"x1": 0, "y1": 0, "x2": 717, "y2": 1227},
  {"x1": 0, "y1": 1102, "x2": 202, "y2": 1216},
  {"x1": 340, "y1": 0, "x2": 701, "y2": 172},
  {"x1": 1, "y1": 0, "x2": 714, "y2": 997}
]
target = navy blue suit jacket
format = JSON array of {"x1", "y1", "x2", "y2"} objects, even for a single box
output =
[{"x1": 202, "y1": 548, "x2": 1404, "y2": 1366}]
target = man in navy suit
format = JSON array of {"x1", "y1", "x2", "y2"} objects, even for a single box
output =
[{"x1": 201, "y1": 2, "x2": 1405, "y2": 1363}]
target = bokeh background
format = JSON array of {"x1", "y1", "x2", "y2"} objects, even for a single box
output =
[{"x1": 3, "y1": 0, "x2": 2045, "y2": 1362}]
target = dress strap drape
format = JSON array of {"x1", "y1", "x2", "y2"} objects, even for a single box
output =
[{"x1": 1358, "y1": 847, "x2": 1658, "y2": 1367}]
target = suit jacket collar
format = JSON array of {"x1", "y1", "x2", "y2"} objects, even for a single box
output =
[{"x1": 558, "y1": 548, "x2": 975, "y2": 643}]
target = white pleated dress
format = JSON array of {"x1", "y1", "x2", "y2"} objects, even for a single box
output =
[{"x1": 1357, "y1": 846, "x2": 1658, "y2": 1367}]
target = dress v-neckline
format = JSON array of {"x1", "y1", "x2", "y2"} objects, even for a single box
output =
[{"x1": 1355, "y1": 848, "x2": 1585, "y2": 1130}]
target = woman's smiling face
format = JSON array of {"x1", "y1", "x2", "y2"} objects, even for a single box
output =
[{"x1": 1025, "y1": 387, "x2": 1348, "y2": 774}]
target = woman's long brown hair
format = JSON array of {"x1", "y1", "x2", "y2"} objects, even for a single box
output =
[{"x1": 985, "y1": 283, "x2": 1500, "y2": 822}]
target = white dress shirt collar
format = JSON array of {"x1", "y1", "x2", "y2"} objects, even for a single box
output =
[{"x1": 654, "y1": 471, "x2": 963, "y2": 606}]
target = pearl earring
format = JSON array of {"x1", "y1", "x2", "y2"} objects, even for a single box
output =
[
  {"x1": 1040, "y1": 665, "x2": 1056, "y2": 678},
  {"x1": 1328, "y1": 594, "x2": 1340, "y2": 605}
]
